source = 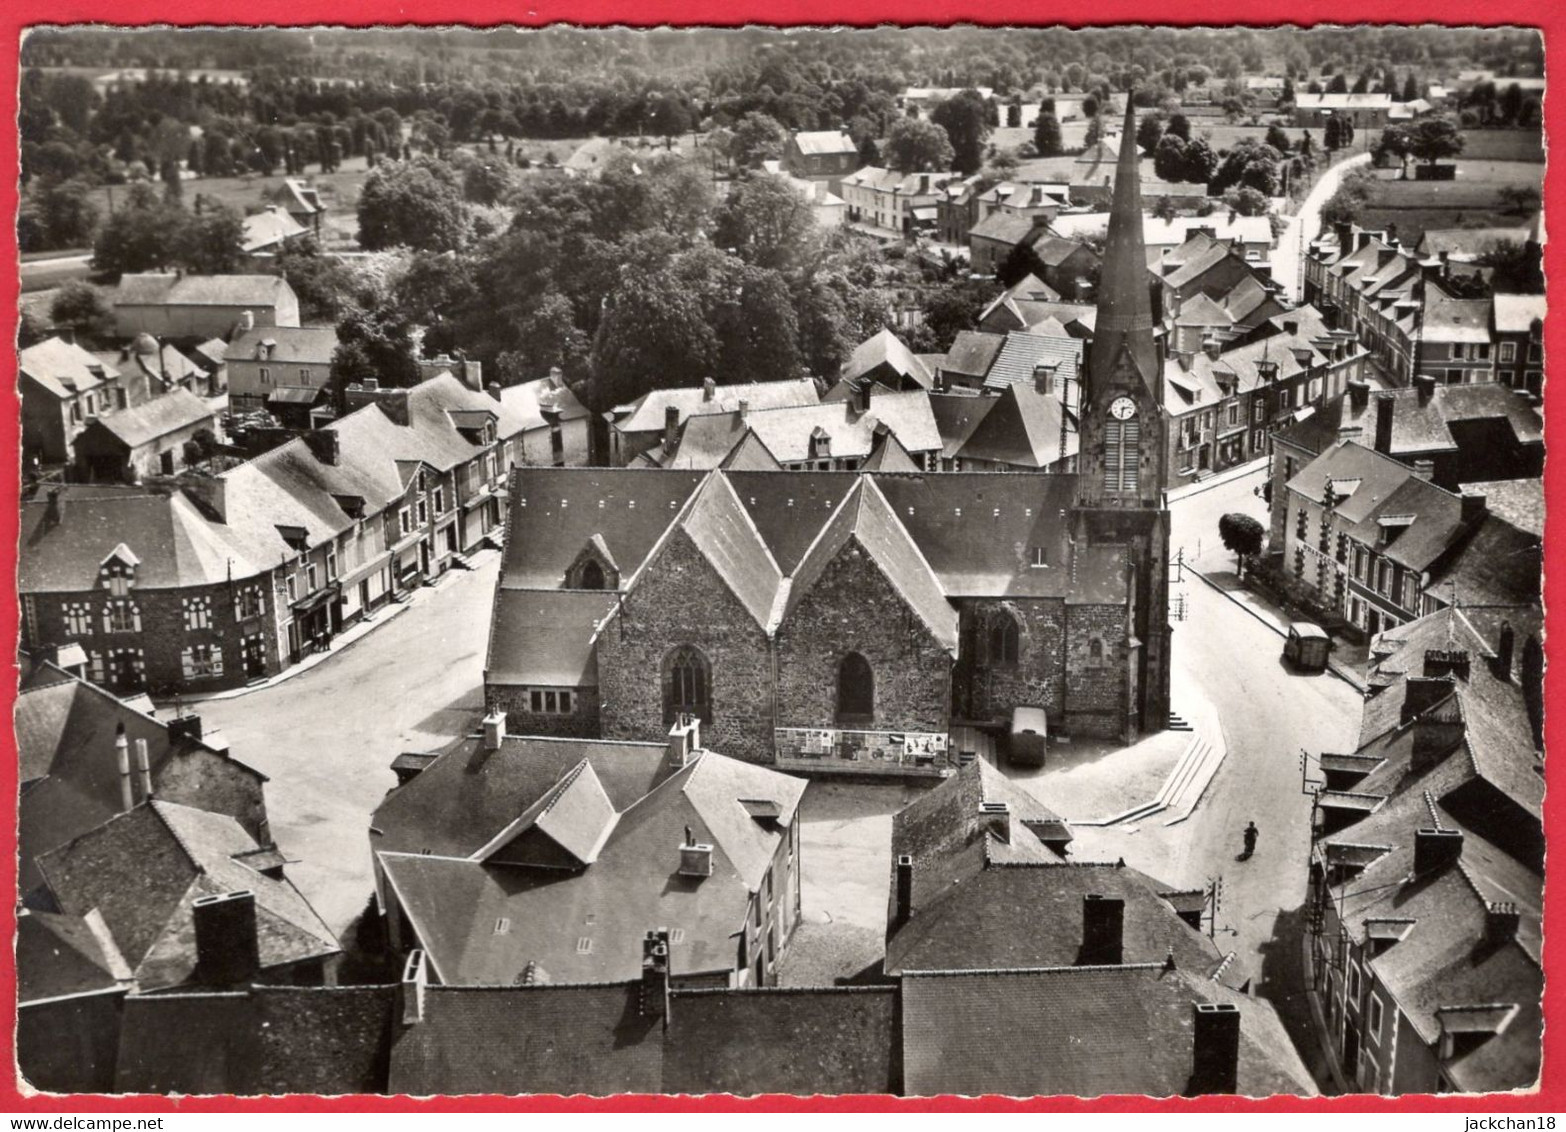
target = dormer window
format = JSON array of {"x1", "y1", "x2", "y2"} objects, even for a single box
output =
[{"x1": 809, "y1": 426, "x2": 831, "y2": 461}]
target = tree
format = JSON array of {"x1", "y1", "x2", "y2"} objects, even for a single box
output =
[
  {"x1": 1498, "y1": 185, "x2": 1542, "y2": 216},
  {"x1": 713, "y1": 172, "x2": 818, "y2": 272},
  {"x1": 1402, "y1": 72, "x2": 1420, "y2": 103},
  {"x1": 1180, "y1": 136, "x2": 1218, "y2": 185},
  {"x1": 331, "y1": 304, "x2": 422, "y2": 403},
  {"x1": 49, "y1": 281, "x2": 114, "y2": 342},
  {"x1": 1320, "y1": 168, "x2": 1375, "y2": 227},
  {"x1": 357, "y1": 156, "x2": 468, "y2": 252},
  {"x1": 1166, "y1": 112, "x2": 1191, "y2": 142},
  {"x1": 1406, "y1": 115, "x2": 1465, "y2": 167},
  {"x1": 1328, "y1": 74, "x2": 1349, "y2": 95},
  {"x1": 1153, "y1": 194, "x2": 1178, "y2": 222},
  {"x1": 1136, "y1": 111, "x2": 1164, "y2": 154},
  {"x1": 1153, "y1": 134, "x2": 1188, "y2": 182},
  {"x1": 91, "y1": 197, "x2": 185, "y2": 276},
  {"x1": 509, "y1": 291, "x2": 591, "y2": 383},
  {"x1": 885, "y1": 117, "x2": 955, "y2": 173},
  {"x1": 931, "y1": 89, "x2": 991, "y2": 175},
  {"x1": 1218, "y1": 512, "x2": 1264, "y2": 578},
  {"x1": 1280, "y1": 78, "x2": 1296, "y2": 108},
  {"x1": 176, "y1": 204, "x2": 245, "y2": 275},
  {"x1": 1033, "y1": 110, "x2": 1063, "y2": 157},
  {"x1": 1083, "y1": 117, "x2": 1104, "y2": 149},
  {"x1": 24, "y1": 177, "x2": 99, "y2": 251},
  {"x1": 1478, "y1": 240, "x2": 1544, "y2": 294},
  {"x1": 1375, "y1": 123, "x2": 1414, "y2": 178},
  {"x1": 1265, "y1": 124, "x2": 1292, "y2": 153},
  {"x1": 907, "y1": 276, "x2": 993, "y2": 352},
  {"x1": 1221, "y1": 186, "x2": 1270, "y2": 217},
  {"x1": 728, "y1": 112, "x2": 788, "y2": 169},
  {"x1": 858, "y1": 133, "x2": 880, "y2": 166},
  {"x1": 1323, "y1": 116, "x2": 1345, "y2": 152},
  {"x1": 1006, "y1": 102, "x2": 1022, "y2": 128}
]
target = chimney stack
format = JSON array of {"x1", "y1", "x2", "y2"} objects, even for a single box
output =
[
  {"x1": 1461, "y1": 492, "x2": 1486, "y2": 525},
  {"x1": 1373, "y1": 393, "x2": 1395, "y2": 455},
  {"x1": 482, "y1": 711, "x2": 506, "y2": 752},
  {"x1": 1033, "y1": 362, "x2": 1057, "y2": 395},
  {"x1": 1413, "y1": 827, "x2": 1464, "y2": 875},
  {"x1": 979, "y1": 801, "x2": 1011, "y2": 845},
  {"x1": 1424, "y1": 649, "x2": 1472, "y2": 682},
  {"x1": 664, "y1": 405, "x2": 681, "y2": 455},
  {"x1": 115, "y1": 723, "x2": 133, "y2": 812},
  {"x1": 1494, "y1": 621, "x2": 1515, "y2": 683},
  {"x1": 134, "y1": 738, "x2": 153, "y2": 802},
  {"x1": 1346, "y1": 378, "x2": 1371, "y2": 410},
  {"x1": 1190, "y1": 1002, "x2": 1242, "y2": 1095},
  {"x1": 1079, "y1": 893, "x2": 1125, "y2": 966},
  {"x1": 893, "y1": 854, "x2": 914, "y2": 929},
  {"x1": 377, "y1": 389, "x2": 411, "y2": 427},
  {"x1": 1202, "y1": 334, "x2": 1222, "y2": 361},
  {"x1": 45, "y1": 488, "x2": 62, "y2": 528},
  {"x1": 486, "y1": 382, "x2": 503, "y2": 403},
  {"x1": 1412, "y1": 459, "x2": 1434, "y2": 481},
  {"x1": 1413, "y1": 373, "x2": 1436, "y2": 405},
  {"x1": 401, "y1": 949, "x2": 428, "y2": 1025},
  {"x1": 167, "y1": 714, "x2": 203, "y2": 745},
  {"x1": 701, "y1": 377, "x2": 716, "y2": 403},
  {"x1": 192, "y1": 891, "x2": 261, "y2": 986},
  {"x1": 1484, "y1": 902, "x2": 1521, "y2": 947},
  {"x1": 678, "y1": 825, "x2": 714, "y2": 878},
  {"x1": 303, "y1": 428, "x2": 340, "y2": 466},
  {"x1": 668, "y1": 715, "x2": 700, "y2": 768},
  {"x1": 640, "y1": 928, "x2": 672, "y2": 1024}
]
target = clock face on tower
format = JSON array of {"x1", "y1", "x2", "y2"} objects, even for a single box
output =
[{"x1": 1108, "y1": 396, "x2": 1138, "y2": 421}]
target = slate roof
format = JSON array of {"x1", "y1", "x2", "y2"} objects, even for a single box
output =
[
  {"x1": 240, "y1": 207, "x2": 308, "y2": 253},
  {"x1": 1416, "y1": 226, "x2": 1532, "y2": 262},
  {"x1": 982, "y1": 330, "x2": 1084, "y2": 394},
  {"x1": 1426, "y1": 502, "x2": 1542, "y2": 610},
  {"x1": 17, "y1": 663, "x2": 265, "y2": 896},
  {"x1": 497, "y1": 374, "x2": 591, "y2": 430},
  {"x1": 970, "y1": 210, "x2": 1042, "y2": 247},
  {"x1": 859, "y1": 429, "x2": 923, "y2": 472},
  {"x1": 37, "y1": 800, "x2": 339, "y2": 992},
  {"x1": 929, "y1": 393, "x2": 998, "y2": 459},
  {"x1": 93, "y1": 387, "x2": 215, "y2": 449},
  {"x1": 1491, "y1": 293, "x2": 1546, "y2": 334},
  {"x1": 20, "y1": 336, "x2": 119, "y2": 400},
  {"x1": 902, "y1": 965, "x2": 1316, "y2": 1097},
  {"x1": 1417, "y1": 283, "x2": 1494, "y2": 345},
  {"x1": 115, "y1": 273, "x2": 296, "y2": 309},
  {"x1": 940, "y1": 330, "x2": 1007, "y2": 383},
  {"x1": 17, "y1": 908, "x2": 133, "y2": 1005},
  {"x1": 612, "y1": 378, "x2": 820, "y2": 435},
  {"x1": 372, "y1": 733, "x2": 672, "y2": 863},
  {"x1": 663, "y1": 471, "x2": 785, "y2": 630},
  {"x1": 743, "y1": 391, "x2": 943, "y2": 462},
  {"x1": 956, "y1": 382, "x2": 1079, "y2": 468},
  {"x1": 1162, "y1": 322, "x2": 1334, "y2": 418},
  {"x1": 840, "y1": 328, "x2": 934, "y2": 390},
  {"x1": 790, "y1": 129, "x2": 857, "y2": 157},
  {"x1": 378, "y1": 751, "x2": 805, "y2": 985},
  {"x1": 1275, "y1": 381, "x2": 1542, "y2": 463},
  {"x1": 487, "y1": 589, "x2": 616, "y2": 687},
  {"x1": 229, "y1": 325, "x2": 340, "y2": 366}
]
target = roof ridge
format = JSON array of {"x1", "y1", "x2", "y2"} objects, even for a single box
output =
[{"x1": 903, "y1": 962, "x2": 1168, "y2": 978}]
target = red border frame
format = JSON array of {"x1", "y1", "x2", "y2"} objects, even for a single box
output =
[{"x1": 1, "y1": 3, "x2": 1558, "y2": 1113}]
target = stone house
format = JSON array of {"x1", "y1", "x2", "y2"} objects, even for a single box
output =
[
  {"x1": 606, "y1": 377, "x2": 822, "y2": 466},
  {"x1": 781, "y1": 128, "x2": 859, "y2": 187},
  {"x1": 73, "y1": 388, "x2": 220, "y2": 484},
  {"x1": 20, "y1": 337, "x2": 135, "y2": 467},
  {"x1": 1491, "y1": 294, "x2": 1546, "y2": 397},
  {"x1": 496, "y1": 369, "x2": 593, "y2": 467},
  {"x1": 226, "y1": 325, "x2": 340, "y2": 414}
]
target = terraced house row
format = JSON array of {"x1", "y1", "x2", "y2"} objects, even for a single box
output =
[{"x1": 18, "y1": 374, "x2": 577, "y2": 697}]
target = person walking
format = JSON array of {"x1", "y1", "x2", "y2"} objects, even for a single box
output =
[{"x1": 1242, "y1": 821, "x2": 1259, "y2": 859}]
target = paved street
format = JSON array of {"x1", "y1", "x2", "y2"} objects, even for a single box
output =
[
  {"x1": 194, "y1": 552, "x2": 501, "y2": 935},
  {"x1": 1273, "y1": 151, "x2": 1373, "y2": 304}
]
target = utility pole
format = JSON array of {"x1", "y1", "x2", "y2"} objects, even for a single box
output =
[{"x1": 1205, "y1": 875, "x2": 1225, "y2": 940}]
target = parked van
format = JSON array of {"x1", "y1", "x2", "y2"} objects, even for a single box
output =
[{"x1": 1284, "y1": 622, "x2": 1331, "y2": 672}]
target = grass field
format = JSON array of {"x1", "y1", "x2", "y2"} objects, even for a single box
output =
[
  {"x1": 1359, "y1": 152, "x2": 1543, "y2": 245},
  {"x1": 1453, "y1": 128, "x2": 1544, "y2": 162}
]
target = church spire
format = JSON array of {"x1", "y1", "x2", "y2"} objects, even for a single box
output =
[{"x1": 1088, "y1": 93, "x2": 1159, "y2": 393}]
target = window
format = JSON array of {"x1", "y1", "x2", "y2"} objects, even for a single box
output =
[
  {"x1": 87, "y1": 650, "x2": 107, "y2": 685},
  {"x1": 259, "y1": 366, "x2": 272, "y2": 386},
  {"x1": 1528, "y1": 342, "x2": 1542, "y2": 362},
  {"x1": 1347, "y1": 960, "x2": 1361, "y2": 1004},
  {"x1": 299, "y1": 367, "x2": 312, "y2": 384},
  {"x1": 528, "y1": 689, "x2": 575, "y2": 715},
  {"x1": 577, "y1": 559, "x2": 607, "y2": 590},
  {"x1": 1296, "y1": 508, "x2": 1309, "y2": 539},
  {"x1": 234, "y1": 585, "x2": 264, "y2": 621},
  {"x1": 1294, "y1": 548, "x2": 1305, "y2": 577},
  {"x1": 836, "y1": 652, "x2": 874, "y2": 723},
  {"x1": 1353, "y1": 546, "x2": 1367, "y2": 581},
  {"x1": 103, "y1": 600, "x2": 140, "y2": 634},
  {"x1": 116, "y1": 388, "x2": 128, "y2": 410},
  {"x1": 180, "y1": 643, "x2": 224, "y2": 680},
  {"x1": 183, "y1": 594, "x2": 212, "y2": 631},
  {"x1": 1102, "y1": 418, "x2": 1140, "y2": 495},
  {"x1": 63, "y1": 601, "x2": 93, "y2": 637},
  {"x1": 988, "y1": 613, "x2": 1020, "y2": 666},
  {"x1": 417, "y1": 499, "x2": 429, "y2": 525},
  {"x1": 1030, "y1": 545, "x2": 1047, "y2": 568},
  {"x1": 1254, "y1": 401, "x2": 1265, "y2": 422},
  {"x1": 1227, "y1": 402, "x2": 1239, "y2": 426},
  {"x1": 1476, "y1": 343, "x2": 1490, "y2": 361},
  {"x1": 1377, "y1": 560, "x2": 1391, "y2": 596},
  {"x1": 1368, "y1": 994, "x2": 1384, "y2": 1044},
  {"x1": 285, "y1": 575, "x2": 298, "y2": 603},
  {"x1": 84, "y1": 393, "x2": 97, "y2": 417},
  {"x1": 434, "y1": 488, "x2": 446, "y2": 515},
  {"x1": 70, "y1": 401, "x2": 83, "y2": 424},
  {"x1": 399, "y1": 508, "x2": 413, "y2": 536},
  {"x1": 306, "y1": 564, "x2": 319, "y2": 592},
  {"x1": 1087, "y1": 638, "x2": 1105, "y2": 667},
  {"x1": 104, "y1": 570, "x2": 132, "y2": 598},
  {"x1": 664, "y1": 645, "x2": 711, "y2": 725},
  {"x1": 326, "y1": 551, "x2": 337, "y2": 582}
]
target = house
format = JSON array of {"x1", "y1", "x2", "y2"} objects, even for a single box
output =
[
  {"x1": 1490, "y1": 294, "x2": 1546, "y2": 396},
  {"x1": 969, "y1": 210, "x2": 1050, "y2": 276},
  {"x1": 1025, "y1": 233, "x2": 1101, "y2": 299},
  {"x1": 1153, "y1": 231, "x2": 1281, "y2": 325},
  {"x1": 1070, "y1": 147, "x2": 1208, "y2": 209},
  {"x1": 1268, "y1": 377, "x2": 1543, "y2": 535},
  {"x1": 781, "y1": 128, "x2": 858, "y2": 186},
  {"x1": 72, "y1": 388, "x2": 220, "y2": 484},
  {"x1": 900, "y1": 86, "x2": 995, "y2": 115},
  {"x1": 1278, "y1": 439, "x2": 1502, "y2": 638},
  {"x1": 840, "y1": 167, "x2": 959, "y2": 238},
  {"x1": 935, "y1": 173, "x2": 988, "y2": 247},
  {"x1": 887, "y1": 761, "x2": 1316, "y2": 1098},
  {"x1": 35, "y1": 799, "x2": 340, "y2": 992},
  {"x1": 267, "y1": 177, "x2": 325, "y2": 234},
  {"x1": 760, "y1": 162, "x2": 848, "y2": 228},
  {"x1": 1292, "y1": 91, "x2": 1395, "y2": 128},
  {"x1": 114, "y1": 273, "x2": 301, "y2": 340},
  {"x1": 979, "y1": 328, "x2": 1084, "y2": 397},
  {"x1": 1307, "y1": 606, "x2": 1542, "y2": 1093},
  {"x1": 226, "y1": 325, "x2": 340, "y2": 414},
  {"x1": 934, "y1": 328, "x2": 1007, "y2": 392},
  {"x1": 20, "y1": 337, "x2": 134, "y2": 467},
  {"x1": 19, "y1": 376, "x2": 516, "y2": 696},
  {"x1": 977, "y1": 278, "x2": 1094, "y2": 337},
  {"x1": 375, "y1": 717, "x2": 806, "y2": 989},
  {"x1": 496, "y1": 370, "x2": 593, "y2": 467},
  {"x1": 838, "y1": 328, "x2": 935, "y2": 395},
  {"x1": 606, "y1": 376, "x2": 821, "y2": 466},
  {"x1": 16, "y1": 661, "x2": 268, "y2": 904},
  {"x1": 241, "y1": 206, "x2": 309, "y2": 255},
  {"x1": 97, "y1": 334, "x2": 215, "y2": 398},
  {"x1": 931, "y1": 379, "x2": 1078, "y2": 473},
  {"x1": 1161, "y1": 307, "x2": 1368, "y2": 488}
]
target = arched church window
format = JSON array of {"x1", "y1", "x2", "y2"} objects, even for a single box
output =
[
  {"x1": 989, "y1": 613, "x2": 1020, "y2": 666},
  {"x1": 664, "y1": 646, "x2": 711, "y2": 725},
  {"x1": 837, "y1": 652, "x2": 874, "y2": 725}
]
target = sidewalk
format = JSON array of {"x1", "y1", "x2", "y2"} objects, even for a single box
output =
[
  {"x1": 1164, "y1": 456, "x2": 1269, "y2": 504},
  {"x1": 1184, "y1": 563, "x2": 1368, "y2": 693},
  {"x1": 159, "y1": 552, "x2": 491, "y2": 708}
]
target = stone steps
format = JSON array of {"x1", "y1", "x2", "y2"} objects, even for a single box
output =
[{"x1": 1074, "y1": 731, "x2": 1207, "y2": 827}]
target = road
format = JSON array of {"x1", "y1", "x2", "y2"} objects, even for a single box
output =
[
  {"x1": 1272, "y1": 151, "x2": 1373, "y2": 304},
  {"x1": 20, "y1": 252, "x2": 93, "y2": 294},
  {"x1": 194, "y1": 553, "x2": 500, "y2": 935}
]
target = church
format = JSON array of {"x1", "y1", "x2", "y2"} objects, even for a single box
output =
[{"x1": 485, "y1": 99, "x2": 1172, "y2": 771}]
